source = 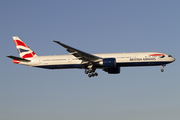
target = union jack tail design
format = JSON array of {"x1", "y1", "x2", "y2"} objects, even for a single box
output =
[{"x1": 13, "y1": 36, "x2": 37, "y2": 58}]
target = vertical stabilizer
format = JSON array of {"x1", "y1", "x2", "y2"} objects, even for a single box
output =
[{"x1": 13, "y1": 36, "x2": 37, "y2": 58}]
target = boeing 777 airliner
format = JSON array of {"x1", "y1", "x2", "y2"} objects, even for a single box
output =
[{"x1": 7, "y1": 36, "x2": 175, "y2": 77}]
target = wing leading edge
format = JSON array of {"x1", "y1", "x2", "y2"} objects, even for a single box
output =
[{"x1": 53, "y1": 41, "x2": 102, "y2": 63}]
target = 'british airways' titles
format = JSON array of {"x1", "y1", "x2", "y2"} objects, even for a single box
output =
[{"x1": 130, "y1": 58, "x2": 156, "y2": 61}]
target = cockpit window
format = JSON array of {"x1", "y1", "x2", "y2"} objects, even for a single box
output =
[{"x1": 168, "y1": 55, "x2": 172, "y2": 57}]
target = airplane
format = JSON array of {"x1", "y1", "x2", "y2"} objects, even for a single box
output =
[{"x1": 7, "y1": 36, "x2": 175, "y2": 78}]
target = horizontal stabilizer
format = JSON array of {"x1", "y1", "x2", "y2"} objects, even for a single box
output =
[{"x1": 6, "y1": 55, "x2": 31, "y2": 62}]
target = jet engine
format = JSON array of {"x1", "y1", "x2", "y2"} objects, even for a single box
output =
[
  {"x1": 99, "y1": 58, "x2": 116, "y2": 67},
  {"x1": 103, "y1": 67, "x2": 120, "y2": 74}
]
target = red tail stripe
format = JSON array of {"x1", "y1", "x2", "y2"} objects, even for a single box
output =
[
  {"x1": 32, "y1": 52, "x2": 35, "y2": 56},
  {"x1": 14, "y1": 40, "x2": 29, "y2": 48},
  {"x1": 22, "y1": 52, "x2": 36, "y2": 58},
  {"x1": 22, "y1": 53, "x2": 33, "y2": 58}
]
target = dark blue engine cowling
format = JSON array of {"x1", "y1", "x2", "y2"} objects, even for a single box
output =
[
  {"x1": 103, "y1": 58, "x2": 116, "y2": 67},
  {"x1": 104, "y1": 67, "x2": 120, "y2": 74}
]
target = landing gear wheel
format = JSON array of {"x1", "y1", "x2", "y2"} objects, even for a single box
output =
[
  {"x1": 92, "y1": 69, "x2": 95, "y2": 73},
  {"x1": 161, "y1": 69, "x2": 164, "y2": 72},
  {"x1": 88, "y1": 74, "x2": 92, "y2": 78},
  {"x1": 85, "y1": 68, "x2": 98, "y2": 78},
  {"x1": 85, "y1": 70, "x2": 88, "y2": 74},
  {"x1": 89, "y1": 69, "x2": 92, "y2": 73}
]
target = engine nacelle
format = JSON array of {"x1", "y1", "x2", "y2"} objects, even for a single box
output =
[
  {"x1": 99, "y1": 58, "x2": 116, "y2": 67},
  {"x1": 103, "y1": 67, "x2": 120, "y2": 74}
]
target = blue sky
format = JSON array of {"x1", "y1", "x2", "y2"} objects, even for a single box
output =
[{"x1": 1, "y1": 0, "x2": 180, "y2": 120}]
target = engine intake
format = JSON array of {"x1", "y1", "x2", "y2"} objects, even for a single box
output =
[{"x1": 99, "y1": 58, "x2": 116, "y2": 67}]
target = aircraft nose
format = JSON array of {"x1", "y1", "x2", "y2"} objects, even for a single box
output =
[{"x1": 172, "y1": 57, "x2": 175, "y2": 62}]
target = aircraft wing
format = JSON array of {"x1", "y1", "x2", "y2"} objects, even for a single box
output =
[{"x1": 53, "y1": 41, "x2": 102, "y2": 62}]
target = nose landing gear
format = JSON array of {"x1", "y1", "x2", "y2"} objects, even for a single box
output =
[{"x1": 161, "y1": 64, "x2": 166, "y2": 72}]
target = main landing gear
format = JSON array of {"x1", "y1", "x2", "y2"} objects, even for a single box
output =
[
  {"x1": 85, "y1": 69, "x2": 98, "y2": 78},
  {"x1": 161, "y1": 64, "x2": 166, "y2": 72}
]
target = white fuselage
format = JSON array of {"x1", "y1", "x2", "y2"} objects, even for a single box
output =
[{"x1": 18, "y1": 52, "x2": 175, "y2": 69}]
